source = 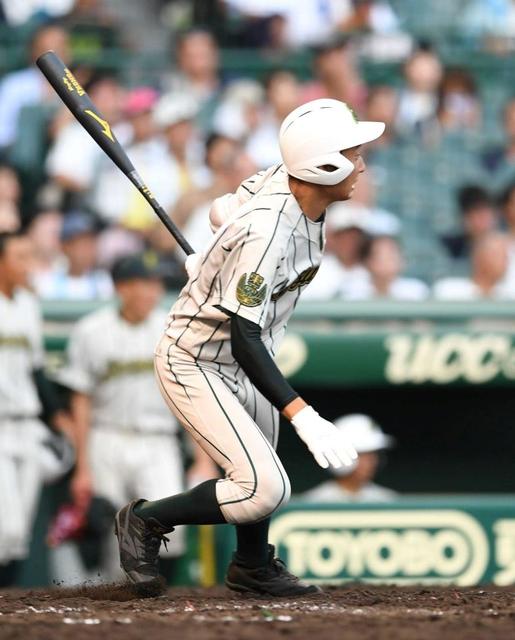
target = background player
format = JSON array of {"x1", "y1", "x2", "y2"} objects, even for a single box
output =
[
  {"x1": 59, "y1": 252, "x2": 216, "y2": 582},
  {"x1": 114, "y1": 98, "x2": 385, "y2": 596},
  {"x1": 0, "y1": 231, "x2": 73, "y2": 587},
  {"x1": 301, "y1": 414, "x2": 397, "y2": 503}
]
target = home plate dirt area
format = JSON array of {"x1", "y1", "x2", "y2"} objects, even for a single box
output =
[{"x1": 1, "y1": 584, "x2": 514, "y2": 640}]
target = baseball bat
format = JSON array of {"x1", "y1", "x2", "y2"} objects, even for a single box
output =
[{"x1": 36, "y1": 50, "x2": 194, "y2": 256}]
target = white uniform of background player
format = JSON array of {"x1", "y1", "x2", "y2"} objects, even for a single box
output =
[
  {"x1": 0, "y1": 232, "x2": 73, "y2": 585},
  {"x1": 58, "y1": 255, "x2": 188, "y2": 581},
  {"x1": 0, "y1": 289, "x2": 48, "y2": 566}
]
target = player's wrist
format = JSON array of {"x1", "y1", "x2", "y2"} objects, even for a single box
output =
[
  {"x1": 282, "y1": 397, "x2": 308, "y2": 421},
  {"x1": 289, "y1": 405, "x2": 318, "y2": 430}
]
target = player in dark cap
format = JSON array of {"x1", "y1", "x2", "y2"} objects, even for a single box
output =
[{"x1": 55, "y1": 251, "x2": 216, "y2": 583}]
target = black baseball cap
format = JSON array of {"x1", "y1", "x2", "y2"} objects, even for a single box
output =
[
  {"x1": 60, "y1": 211, "x2": 98, "y2": 241},
  {"x1": 111, "y1": 251, "x2": 164, "y2": 282}
]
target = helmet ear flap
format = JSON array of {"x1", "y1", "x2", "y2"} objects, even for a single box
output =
[{"x1": 289, "y1": 150, "x2": 355, "y2": 185}]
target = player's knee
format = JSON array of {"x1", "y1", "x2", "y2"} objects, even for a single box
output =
[{"x1": 252, "y1": 469, "x2": 291, "y2": 519}]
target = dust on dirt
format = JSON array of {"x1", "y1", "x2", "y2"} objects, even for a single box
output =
[{"x1": 1, "y1": 584, "x2": 514, "y2": 640}]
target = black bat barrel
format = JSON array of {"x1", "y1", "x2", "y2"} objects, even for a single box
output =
[
  {"x1": 36, "y1": 50, "x2": 136, "y2": 176},
  {"x1": 36, "y1": 50, "x2": 194, "y2": 255}
]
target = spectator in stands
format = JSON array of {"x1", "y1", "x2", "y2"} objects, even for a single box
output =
[
  {"x1": 301, "y1": 38, "x2": 367, "y2": 112},
  {"x1": 302, "y1": 414, "x2": 397, "y2": 503},
  {"x1": 0, "y1": 23, "x2": 70, "y2": 152},
  {"x1": 180, "y1": 138, "x2": 257, "y2": 255},
  {"x1": 344, "y1": 163, "x2": 403, "y2": 237},
  {"x1": 34, "y1": 211, "x2": 113, "y2": 300},
  {"x1": 303, "y1": 203, "x2": 370, "y2": 300},
  {"x1": 246, "y1": 70, "x2": 301, "y2": 169},
  {"x1": 153, "y1": 92, "x2": 208, "y2": 195},
  {"x1": 440, "y1": 186, "x2": 498, "y2": 273},
  {"x1": 341, "y1": 0, "x2": 411, "y2": 62},
  {"x1": 461, "y1": 0, "x2": 515, "y2": 40},
  {"x1": 395, "y1": 45, "x2": 443, "y2": 139},
  {"x1": 27, "y1": 209, "x2": 63, "y2": 284},
  {"x1": 147, "y1": 135, "x2": 256, "y2": 286},
  {"x1": 213, "y1": 79, "x2": 265, "y2": 141},
  {"x1": 363, "y1": 85, "x2": 399, "y2": 148},
  {"x1": 170, "y1": 134, "x2": 246, "y2": 230},
  {"x1": 0, "y1": 164, "x2": 21, "y2": 232},
  {"x1": 338, "y1": 0, "x2": 400, "y2": 37},
  {"x1": 348, "y1": 235, "x2": 429, "y2": 300},
  {"x1": 223, "y1": 0, "x2": 402, "y2": 51},
  {"x1": 481, "y1": 97, "x2": 515, "y2": 189},
  {"x1": 0, "y1": 0, "x2": 75, "y2": 25},
  {"x1": 433, "y1": 232, "x2": 514, "y2": 299},
  {"x1": 93, "y1": 86, "x2": 181, "y2": 232},
  {"x1": 96, "y1": 226, "x2": 144, "y2": 271},
  {"x1": 46, "y1": 72, "x2": 125, "y2": 208},
  {"x1": 436, "y1": 68, "x2": 482, "y2": 133},
  {"x1": 163, "y1": 28, "x2": 221, "y2": 132},
  {"x1": 499, "y1": 180, "x2": 515, "y2": 289},
  {"x1": 222, "y1": 0, "x2": 351, "y2": 50},
  {"x1": 63, "y1": 0, "x2": 122, "y2": 53}
]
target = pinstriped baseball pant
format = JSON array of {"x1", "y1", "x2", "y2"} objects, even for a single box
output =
[
  {"x1": 154, "y1": 336, "x2": 291, "y2": 524},
  {"x1": 0, "y1": 419, "x2": 45, "y2": 565}
]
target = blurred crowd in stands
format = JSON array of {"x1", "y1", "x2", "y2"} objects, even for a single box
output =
[{"x1": 2, "y1": 0, "x2": 515, "y2": 302}]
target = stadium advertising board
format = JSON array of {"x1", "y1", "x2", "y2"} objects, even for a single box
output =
[
  {"x1": 277, "y1": 331, "x2": 515, "y2": 387},
  {"x1": 267, "y1": 501, "x2": 515, "y2": 585}
]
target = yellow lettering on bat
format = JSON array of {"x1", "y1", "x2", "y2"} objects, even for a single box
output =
[{"x1": 63, "y1": 68, "x2": 85, "y2": 96}]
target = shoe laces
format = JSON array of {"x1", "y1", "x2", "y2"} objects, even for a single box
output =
[
  {"x1": 270, "y1": 556, "x2": 299, "y2": 582},
  {"x1": 143, "y1": 524, "x2": 170, "y2": 556}
]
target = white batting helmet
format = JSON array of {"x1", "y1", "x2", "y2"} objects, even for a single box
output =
[{"x1": 279, "y1": 99, "x2": 385, "y2": 186}]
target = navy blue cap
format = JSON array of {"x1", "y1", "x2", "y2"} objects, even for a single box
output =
[
  {"x1": 111, "y1": 251, "x2": 164, "y2": 282},
  {"x1": 61, "y1": 211, "x2": 97, "y2": 241}
]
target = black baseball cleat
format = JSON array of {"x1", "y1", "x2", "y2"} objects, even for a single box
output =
[
  {"x1": 114, "y1": 499, "x2": 171, "y2": 597},
  {"x1": 225, "y1": 545, "x2": 322, "y2": 597}
]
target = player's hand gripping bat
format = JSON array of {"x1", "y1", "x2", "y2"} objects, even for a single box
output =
[{"x1": 36, "y1": 50, "x2": 194, "y2": 256}]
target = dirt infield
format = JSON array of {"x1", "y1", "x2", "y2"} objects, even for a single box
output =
[{"x1": 1, "y1": 584, "x2": 514, "y2": 640}]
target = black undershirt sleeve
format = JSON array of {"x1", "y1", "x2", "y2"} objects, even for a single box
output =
[
  {"x1": 33, "y1": 368, "x2": 65, "y2": 425},
  {"x1": 229, "y1": 313, "x2": 299, "y2": 411}
]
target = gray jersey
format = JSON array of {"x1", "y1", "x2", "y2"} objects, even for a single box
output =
[
  {"x1": 0, "y1": 288, "x2": 44, "y2": 418},
  {"x1": 166, "y1": 164, "x2": 325, "y2": 363},
  {"x1": 60, "y1": 306, "x2": 177, "y2": 434},
  {"x1": 301, "y1": 480, "x2": 397, "y2": 503}
]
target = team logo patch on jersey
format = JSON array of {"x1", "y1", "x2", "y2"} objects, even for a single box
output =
[{"x1": 236, "y1": 272, "x2": 267, "y2": 307}]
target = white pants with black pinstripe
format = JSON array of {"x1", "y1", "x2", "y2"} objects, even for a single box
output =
[
  {"x1": 0, "y1": 418, "x2": 46, "y2": 565},
  {"x1": 51, "y1": 428, "x2": 186, "y2": 585},
  {"x1": 155, "y1": 336, "x2": 291, "y2": 524}
]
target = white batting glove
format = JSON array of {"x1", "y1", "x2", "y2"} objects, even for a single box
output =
[
  {"x1": 185, "y1": 253, "x2": 202, "y2": 278},
  {"x1": 291, "y1": 406, "x2": 358, "y2": 470}
]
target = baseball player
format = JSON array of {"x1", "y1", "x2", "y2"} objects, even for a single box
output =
[
  {"x1": 0, "y1": 231, "x2": 73, "y2": 587},
  {"x1": 115, "y1": 99, "x2": 385, "y2": 596},
  {"x1": 301, "y1": 414, "x2": 397, "y2": 503},
  {"x1": 59, "y1": 252, "x2": 215, "y2": 581}
]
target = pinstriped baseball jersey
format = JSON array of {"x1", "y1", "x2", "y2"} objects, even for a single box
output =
[
  {"x1": 60, "y1": 306, "x2": 177, "y2": 434},
  {"x1": 165, "y1": 164, "x2": 325, "y2": 363},
  {"x1": 0, "y1": 288, "x2": 44, "y2": 418}
]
